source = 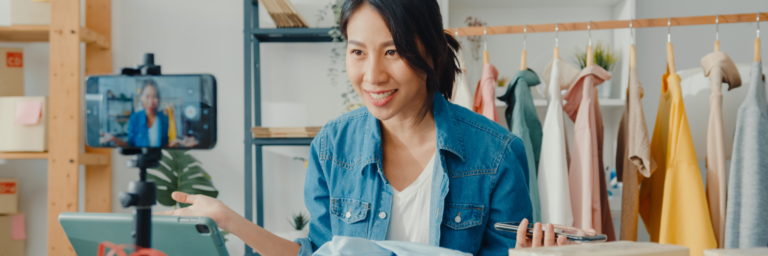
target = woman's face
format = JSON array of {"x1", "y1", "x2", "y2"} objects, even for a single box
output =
[
  {"x1": 141, "y1": 85, "x2": 159, "y2": 114},
  {"x1": 345, "y1": 4, "x2": 429, "y2": 122}
]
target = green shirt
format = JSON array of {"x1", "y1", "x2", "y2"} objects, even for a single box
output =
[{"x1": 498, "y1": 69, "x2": 543, "y2": 222}]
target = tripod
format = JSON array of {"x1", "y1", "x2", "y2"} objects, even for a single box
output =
[{"x1": 118, "y1": 53, "x2": 162, "y2": 249}]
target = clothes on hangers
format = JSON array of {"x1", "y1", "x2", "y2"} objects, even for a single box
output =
[
  {"x1": 538, "y1": 58, "x2": 576, "y2": 226},
  {"x1": 450, "y1": 49, "x2": 473, "y2": 110},
  {"x1": 498, "y1": 68, "x2": 543, "y2": 222},
  {"x1": 725, "y1": 62, "x2": 768, "y2": 249},
  {"x1": 473, "y1": 63, "x2": 500, "y2": 122},
  {"x1": 639, "y1": 67, "x2": 717, "y2": 256},
  {"x1": 562, "y1": 65, "x2": 615, "y2": 241},
  {"x1": 616, "y1": 66, "x2": 654, "y2": 241},
  {"x1": 701, "y1": 51, "x2": 742, "y2": 248}
]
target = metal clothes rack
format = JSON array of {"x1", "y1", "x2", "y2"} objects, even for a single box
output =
[{"x1": 448, "y1": 12, "x2": 766, "y2": 36}]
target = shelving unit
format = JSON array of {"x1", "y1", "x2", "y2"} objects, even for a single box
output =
[
  {"x1": 0, "y1": 0, "x2": 113, "y2": 255},
  {"x1": 243, "y1": 1, "x2": 332, "y2": 255}
]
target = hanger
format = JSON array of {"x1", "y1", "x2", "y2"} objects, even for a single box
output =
[
  {"x1": 554, "y1": 23, "x2": 560, "y2": 61},
  {"x1": 586, "y1": 21, "x2": 594, "y2": 67},
  {"x1": 483, "y1": 26, "x2": 490, "y2": 64},
  {"x1": 755, "y1": 12, "x2": 761, "y2": 62},
  {"x1": 715, "y1": 15, "x2": 720, "y2": 52},
  {"x1": 667, "y1": 17, "x2": 677, "y2": 75},
  {"x1": 521, "y1": 25, "x2": 527, "y2": 71},
  {"x1": 630, "y1": 19, "x2": 636, "y2": 69}
]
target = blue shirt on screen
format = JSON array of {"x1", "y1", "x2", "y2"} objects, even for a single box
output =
[{"x1": 127, "y1": 109, "x2": 169, "y2": 148}]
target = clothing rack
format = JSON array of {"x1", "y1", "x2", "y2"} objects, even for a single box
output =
[{"x1": 447, "y1": 12, "x2": 765, "y2": 36}]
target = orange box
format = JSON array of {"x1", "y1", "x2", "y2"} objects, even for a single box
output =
[
  {"x1": 0, "y1": 214, "x2": 25, "y2": 256},
  {"x1": 0, "y1": 179, "x2": 18, "y2": 214},
  {"x1": 0, "y1": 48, "x2": 24, "y2": 97}
]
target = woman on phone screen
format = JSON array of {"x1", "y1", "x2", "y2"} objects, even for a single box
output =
[{"x1": 159, "y1": 0, "x2": 568, "y2": 254}]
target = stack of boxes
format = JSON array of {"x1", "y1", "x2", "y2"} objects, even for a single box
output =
[
  {"x1": 0, "y1": 47, "x2": 48, "y2": 152},
  {"x1": 0, "y1": 178, "x2": 24, "y2": 256}
]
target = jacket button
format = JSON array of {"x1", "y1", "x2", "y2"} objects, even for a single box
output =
[
  {"x1": 345, "y1": 212, "x2": 351, "y2": 219},
  {"x1": 379, "y1": 212, "x2": 387, "y2": 219},
  {"x1": 455, "y1": 215, "x2": 462, "y2": 223}
]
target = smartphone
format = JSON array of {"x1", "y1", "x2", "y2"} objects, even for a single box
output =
[
  {"x1": 494, "y1": 222, "x2": 607, "y2": 243},
  {"x1": 85, "y1": 74, "x2": 216, "y2": 149}
]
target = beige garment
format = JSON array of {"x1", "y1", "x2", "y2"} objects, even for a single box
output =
[
  {"x1": 617, "y1": 66, "x2": 654, "y2": 241},
  {"x1": 701, "y1": 51, "x2": 741, "y2": 247},
  {"x1": 451, "y1": 49, "x2": 473, "y2": 109},
  {"x1": 541, "y1": 58, "x2": 581, "y2": 100}
]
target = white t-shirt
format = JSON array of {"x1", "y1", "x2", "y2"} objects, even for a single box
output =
[
  {"x1": 148, "y1": 117, "x2": 160, "y2": 147},
  {"x1": 385, "y1": 153, "x2": 436, "y2": 244}
]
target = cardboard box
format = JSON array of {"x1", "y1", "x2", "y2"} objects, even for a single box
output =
[
  {"x1": 705, "y1": 247, "x2": 768, "y2": 256},
  {"x1": 0, "y1": 97, "x2": 48, "y2": 152},
  {"x1": 0, "y1": 214, "x2": 26, "y2": 256},
  {"x1": 0, "y1": 179, "x2": 18, "y2": 214},
  {"x1": 509, "y1": 241, "x2": 689, "y2": 256},
  {"x1": 0, "y1": 48, "x2": 24, "y2": 97},
  {"x1": 0, "y1": 0, "x2": 50, "y2": 26}
]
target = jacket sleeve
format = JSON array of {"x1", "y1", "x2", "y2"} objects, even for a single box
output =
[
  {"x1": 295, "y1": 127, "x2": 333, "y2": 256},
  {"x1": 478, "y1": 135, "x2": 533, "y2": 256}
]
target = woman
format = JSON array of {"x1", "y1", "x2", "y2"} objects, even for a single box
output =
[
  {"x1": 103, "y1": 79, "x2": 198, "y2": 148},
  {"x1": 159, "y1": 0, "x2": 567, "y2": 255},
  {"x1": 103, "y1": 80, "x2": 170, "y2": 147}
]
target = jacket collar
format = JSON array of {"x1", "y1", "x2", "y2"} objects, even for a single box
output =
[{"x1": 361, "y1": 92, "x2": 466, "y2": 173}]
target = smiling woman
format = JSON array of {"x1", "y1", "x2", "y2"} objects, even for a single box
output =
[{"x1": 157, "y1": 0, "x2": 563, "y2": 255}]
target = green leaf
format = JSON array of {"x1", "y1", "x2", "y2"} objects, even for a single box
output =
[
  {"x1": 145, "y1": 149, "x2": 219, "y2": 208},
  {"x1": 156, "y1": 187, "x2": 177, "y2": 207},
  {"x1": 147, "y1": 173, "x2": 174, "y2": 189}
]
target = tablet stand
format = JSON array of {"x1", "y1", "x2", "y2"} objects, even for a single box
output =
[{"x1": 118, "y1": 53, "x2": 162, "y2": 249}]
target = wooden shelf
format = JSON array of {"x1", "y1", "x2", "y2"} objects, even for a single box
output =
[
  {"x1": 0, "y1": 152, "x2": 49, "y2": 159},
  {"x1": 0, "y1": 25, "x2": 110, "y2": 49}
]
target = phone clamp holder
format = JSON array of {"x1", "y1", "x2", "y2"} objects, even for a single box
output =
[{"x1": 118, "y1": 53, "x2": 163, "y2": 249}]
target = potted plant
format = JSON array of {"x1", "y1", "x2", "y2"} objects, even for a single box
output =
[
  {"x1": 287, "y1": 212, "x2": 310, "y2": 241},
  {"x1": 574, "y1": 41, "x2": 618, "y2": 98},
  {"x1": 146, "y1": 150, "x2": 230, "y2": 242}
]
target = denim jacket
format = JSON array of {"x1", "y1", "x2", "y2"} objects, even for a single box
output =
[
  {"x1": 127, "y1": 110, "x2": 169, "y2": 147},
  {"x1": 296, "y1": 93, "x2": 533, "y2": 256}
]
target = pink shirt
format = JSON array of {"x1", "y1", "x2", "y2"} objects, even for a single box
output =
[
  {"x1": 562, "y1": 65, "x2": 611, "y2": 233},
  {"x1": 473, "y1": 63, "x2": 499, "y2": 123}
]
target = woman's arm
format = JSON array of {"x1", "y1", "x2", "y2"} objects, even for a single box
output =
[{"x1": 157, "y1": 192, "x2": 300, "y2": 256}]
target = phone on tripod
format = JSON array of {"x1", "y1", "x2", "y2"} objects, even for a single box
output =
[{"x1": 85, "y1": 74, "x2": 216, "y2": 149}]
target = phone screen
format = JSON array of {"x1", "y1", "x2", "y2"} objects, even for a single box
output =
[{"x1": 85, "y1": 74, "x2": 216, "y2": 149}]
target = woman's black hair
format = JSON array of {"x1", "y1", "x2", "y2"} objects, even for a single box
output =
[
  {"x1": 339, "y1": 0, "x2": 461, "y2": 124},
  {"x1": 140, "y1": 79, "x2": 161, "y2": 103}
]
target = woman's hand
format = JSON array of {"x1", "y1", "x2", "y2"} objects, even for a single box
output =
[
  {"x1": 155, "y1": 192, "x2": 239, "y2": 232},
  {"x1": 514, "y1": 218, "x2": 569, "y2": 248},
  {"x1": 168, "y1": 136, "x2": 199, "y2": 148}
]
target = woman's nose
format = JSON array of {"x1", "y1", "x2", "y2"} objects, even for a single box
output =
[{"x1": 363, "y1": 56, "x2": 388, "y2": 86}]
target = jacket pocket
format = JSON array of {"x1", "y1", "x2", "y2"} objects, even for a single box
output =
[
  {"x1": 330, "y1": 197, "x2": 370, "y2": 224},
  {"x1": 442, "y1": 202, "x2": 484, "y2": 230}
]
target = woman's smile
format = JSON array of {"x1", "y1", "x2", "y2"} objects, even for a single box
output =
[{"x1": 365, "y1": 89, "x2": 398, "y2": 107}]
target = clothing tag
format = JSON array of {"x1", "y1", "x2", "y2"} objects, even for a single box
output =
[
  {"x1": 11, "y1": 214, "x2": 25, "y2": 240},
  {"x1": 14, "y1": 101, "x2": 42, "y2": 125}
]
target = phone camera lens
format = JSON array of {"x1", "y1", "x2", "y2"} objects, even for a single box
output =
[{"x1": 196, "y1": 224, "x2": 210, "y2": 234}]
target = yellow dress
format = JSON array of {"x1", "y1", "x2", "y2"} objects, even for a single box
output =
[
  {"x1": 166, "y1": 106, "x2": 177, "y2": 144},
  {"x1": 639, "y1": 67, "x2": 717, "y2": 256}
]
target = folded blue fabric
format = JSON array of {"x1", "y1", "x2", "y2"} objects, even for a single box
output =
[{"x1": 312, "y1": 236, "x2": 472, "y2": 256}]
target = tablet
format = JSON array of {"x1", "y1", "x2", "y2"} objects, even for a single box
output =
[{"x1": 59, "y1": 212, "x2": 229, "y2": 256}]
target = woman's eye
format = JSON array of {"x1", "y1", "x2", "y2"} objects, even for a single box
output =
[
  {"x1": 351, "y1": 50, "x2": 363, "y2": 55},
  {"x1": 386, "y1": 50, "x2": 397, "y2": 56}
]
